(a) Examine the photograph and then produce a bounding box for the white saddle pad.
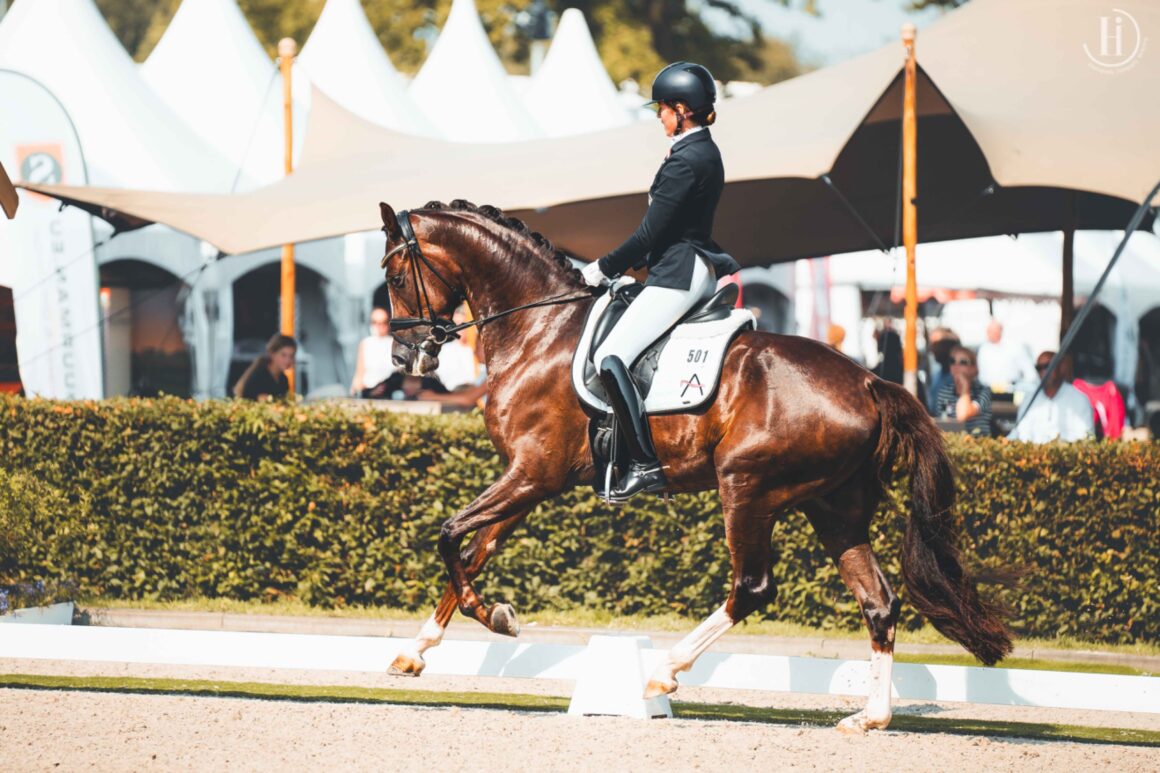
[572,283,755,414]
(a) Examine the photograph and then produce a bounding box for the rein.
[382,209,595,347]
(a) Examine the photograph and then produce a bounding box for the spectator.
[926,327,960,415]
[977,319,1035,392]
[935,345,992,437]
[1008,351,1095,443]
[873,326,903,384]
[351,307,396,397]
[234,333,296,401]
[825,323,846,353]
[434,305,481,391]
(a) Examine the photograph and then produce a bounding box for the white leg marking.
[391,613,446,674]
[837,644,894,734]
[413,613,446,655]
[646,604,734,695]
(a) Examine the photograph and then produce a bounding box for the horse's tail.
[868,378,1013,665]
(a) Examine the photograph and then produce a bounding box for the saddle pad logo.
[680,372,705,397]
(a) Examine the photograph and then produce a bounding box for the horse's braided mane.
[420,199,586,289]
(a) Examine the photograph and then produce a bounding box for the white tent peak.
[0,0,234,191]
[300,0,438,136]
[410,0,542,142]
[141,0,285,189]
[524,8,631,137]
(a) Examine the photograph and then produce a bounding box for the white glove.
[581,261,608,287]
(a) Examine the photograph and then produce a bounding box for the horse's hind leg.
[389,513,526,676]
[644,475,821,698]
[803,473,900,734]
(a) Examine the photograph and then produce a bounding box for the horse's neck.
[452,237,574,320]
[448,231,589,371]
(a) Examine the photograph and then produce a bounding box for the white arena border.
[1,625,1157,716]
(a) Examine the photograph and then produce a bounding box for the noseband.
[380,208,601,356]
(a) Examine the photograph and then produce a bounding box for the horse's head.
[379,202,465,376]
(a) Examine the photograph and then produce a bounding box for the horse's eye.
[390,273,405,288]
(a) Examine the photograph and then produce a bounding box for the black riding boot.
[599,355,668,501]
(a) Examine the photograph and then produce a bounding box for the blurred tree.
[83,0,809,86]
[92,0,169,58]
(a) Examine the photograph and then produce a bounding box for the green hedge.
[0,396,1156,644]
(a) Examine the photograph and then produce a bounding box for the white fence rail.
[1,625,1156,717]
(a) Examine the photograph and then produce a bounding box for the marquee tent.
[0,0,233,191]
[21,0,1160,261]
[409,0,542,142]
[523,9,631,137]
[141,0,306,189]
[300,0,438,136]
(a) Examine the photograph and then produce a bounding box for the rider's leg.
[597,355,665,497]
[593,256,715,499]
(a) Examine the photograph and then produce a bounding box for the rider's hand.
[581,261,608,287]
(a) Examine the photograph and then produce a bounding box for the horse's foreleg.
[438,468,549,635]
[389,514,527,676]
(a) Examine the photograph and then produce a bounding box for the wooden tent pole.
[901,24,919,397]
[1061,191,1077,339]
[278,38,297,395]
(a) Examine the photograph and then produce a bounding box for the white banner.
[0,69,102,398]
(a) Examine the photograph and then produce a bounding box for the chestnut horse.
[379,200,1011,733]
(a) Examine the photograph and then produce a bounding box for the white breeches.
[593,255,716,369]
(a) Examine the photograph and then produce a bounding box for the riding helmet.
[648,62,716,114]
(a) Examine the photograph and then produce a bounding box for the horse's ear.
[379,202,401,238]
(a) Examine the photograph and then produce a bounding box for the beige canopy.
[0,160,17,219]
[22,0,1160,261]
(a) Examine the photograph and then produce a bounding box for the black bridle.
[380,209,596,353]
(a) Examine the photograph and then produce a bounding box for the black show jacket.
[597,129,741,290]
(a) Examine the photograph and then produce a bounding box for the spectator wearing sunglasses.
[1008,351,1094,443]
[935,346,993,437]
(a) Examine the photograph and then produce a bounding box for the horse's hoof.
[488,603,520,637]
[643,677,678,699]
[388,652,426,677]
[836,709,891,735]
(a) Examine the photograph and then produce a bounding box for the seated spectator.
[873,326,903,385]
[351,307,396,397]
[234,334,296,401]
[935,345,992,437]
[365,371,448,401]
[1072,378,1127,440]
[926,327,960,415]
[1008,351,1095,443]
[435,305,481,391]
[977,318,1035,392]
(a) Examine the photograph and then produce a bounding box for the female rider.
[580,62,740,501]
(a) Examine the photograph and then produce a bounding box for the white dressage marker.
[0,625,1156,716]
[568,635,672,718]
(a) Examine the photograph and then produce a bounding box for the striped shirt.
[936,380,993,437]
